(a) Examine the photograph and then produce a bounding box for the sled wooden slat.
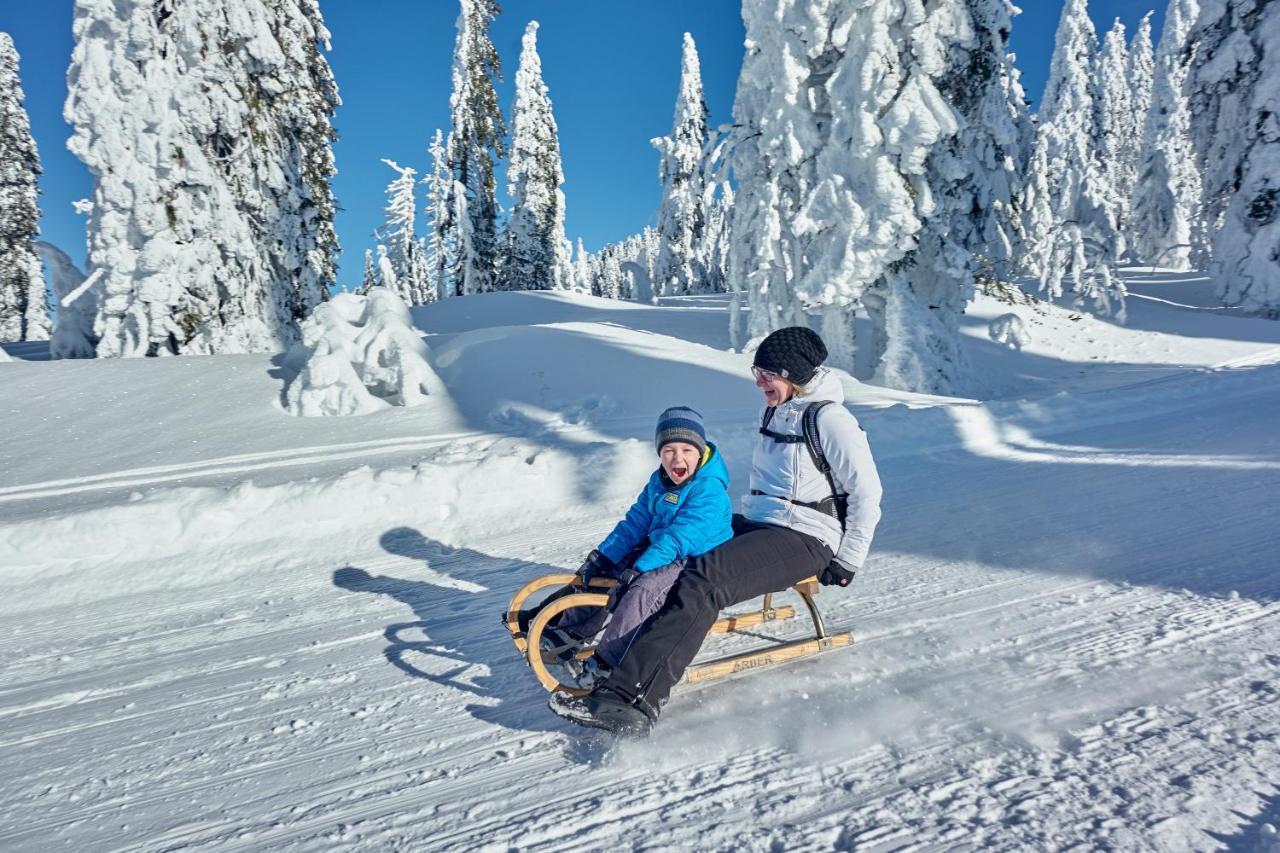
[682,631,853,685]
[708,605,797,634]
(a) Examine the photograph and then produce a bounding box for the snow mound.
[988,313,1030,351]
[286,288,440,417]
[0,347,11,363]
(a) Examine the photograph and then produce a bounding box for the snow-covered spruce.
[572,238,590,293]
[443,0,505,297]
[651,33,710,297]
[1123,13,1155,252]
[0,32,50,344]
[378,159,431,305]
[498,21,572,292]
[286,288,440,417]
[66,0,340,358]
[1021,0,1125,319]
[876,0,1032,394]
[1097,20,1134,248]
[423,128,453,302]
[1186,0,1280,314]
[729,0,1029,394]
[36,240,99,359]
[361,248,377,294]
[1129,0,1201,272]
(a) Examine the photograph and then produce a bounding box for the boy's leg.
[553,544,647,638]
[602,524,832,717]
[594,560,683,668]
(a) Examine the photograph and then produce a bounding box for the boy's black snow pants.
[603,515,833,717]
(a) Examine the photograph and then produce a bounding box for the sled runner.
[503,572,853,697]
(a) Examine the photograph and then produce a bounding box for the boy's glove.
[577,549,614,584]
[819,560,856,588]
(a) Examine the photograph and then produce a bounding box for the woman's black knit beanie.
[753,326,828,386]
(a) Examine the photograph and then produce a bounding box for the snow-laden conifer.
[1125,13,1155,231]
[445,0,505,296]
[1021,0,1125,318]
[499,21,571,291]
[0,33,51,343]
[1186,0,1280,312]
[651,33,710,297]
[361,248,377,294]
[873,0,1033,392]
[36,240,98,359]
[1130,0,1200,270]
[379,159,431,304]
[1098,20,1134,247]
[66,0,340,356]
[573,238,590,293]
[729,0,1026,393]
[423,128,453,302]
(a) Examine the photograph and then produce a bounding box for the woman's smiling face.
[753,366,794,407]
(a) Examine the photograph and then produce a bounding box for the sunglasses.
[751,366,782,382]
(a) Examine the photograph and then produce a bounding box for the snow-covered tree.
[573,238,590,292]
[1124,13,1155,241]
[444,0,505,296]
[0,33,50,343]
[499,21,571,292]
[872,0,1033,392]
[729,0,1030,393]
[423,128,453,302]
[1187,0,1280,313]
[1097,20,1134,247]
[66,0,340,357]
[378,159,431,304]
[651,33,710,297]
[361,248,377,294]
[1021,0,1125,318]
[36,240,99,359]
[1130,0,1200,270]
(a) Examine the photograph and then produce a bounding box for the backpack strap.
[756,401,848,532]
[759,406,805,443]
[801,401,848,531]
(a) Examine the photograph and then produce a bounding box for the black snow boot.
[548,687,655,737]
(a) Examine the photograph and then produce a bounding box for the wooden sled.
[503,572,853,698]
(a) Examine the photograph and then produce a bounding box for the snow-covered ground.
[2,274,1279,850]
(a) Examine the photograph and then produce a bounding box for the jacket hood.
[792,366,844,407]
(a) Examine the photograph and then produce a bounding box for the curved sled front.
[525,593,610,696]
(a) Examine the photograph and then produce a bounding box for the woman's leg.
[594,561,683,668]
[602,523,832,718]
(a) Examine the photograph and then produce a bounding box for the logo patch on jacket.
[663,492,680,505]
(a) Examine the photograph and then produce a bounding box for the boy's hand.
[577,549,614,583]
[819,560,856,588]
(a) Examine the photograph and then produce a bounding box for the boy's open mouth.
[672,465,689,479]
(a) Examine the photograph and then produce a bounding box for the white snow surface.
[2,276,1280,849]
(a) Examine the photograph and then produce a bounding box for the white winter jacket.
[742,367,883,570]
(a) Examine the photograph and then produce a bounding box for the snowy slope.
[2,278,1279,850]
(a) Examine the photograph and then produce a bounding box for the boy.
[552,406,734,687]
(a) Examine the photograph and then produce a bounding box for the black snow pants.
[603,515,833,717]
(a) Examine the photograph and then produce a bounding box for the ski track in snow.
[2,355,1280,850]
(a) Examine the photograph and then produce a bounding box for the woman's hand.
[819,559,855,587]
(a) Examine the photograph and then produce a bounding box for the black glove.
[576,549,614,584]
[819,560,856,588]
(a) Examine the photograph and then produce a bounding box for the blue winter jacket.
[597,444,734,572]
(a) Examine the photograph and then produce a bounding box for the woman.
[550,326,884,735]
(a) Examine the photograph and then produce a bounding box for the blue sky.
[1,1,1165,287]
